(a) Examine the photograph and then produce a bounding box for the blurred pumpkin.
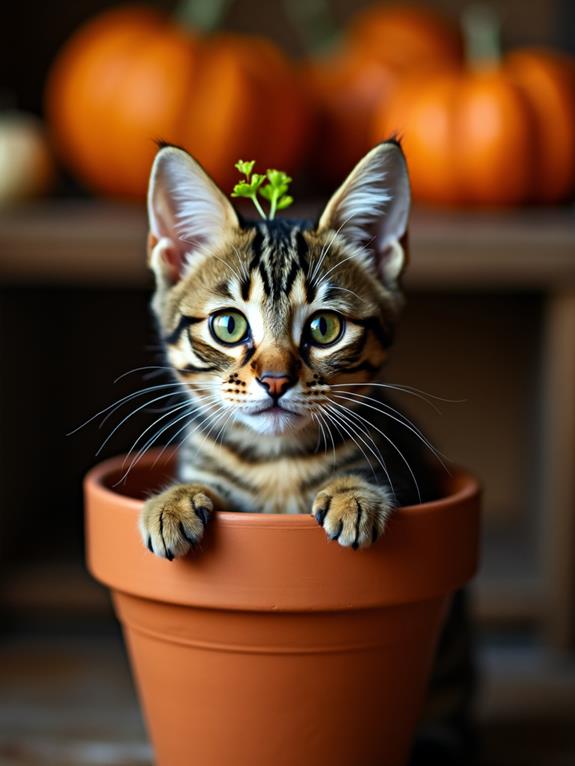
[506,49,575,203]
[305,4,463,185]
[0,112,54,206]
[373,47,575,205]
[45,5,311,198]
[184,33,313,191]
[348,3,463,73]
[304,48,398,186]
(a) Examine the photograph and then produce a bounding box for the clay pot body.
[85,453,480,766]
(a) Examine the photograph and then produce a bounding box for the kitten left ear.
[147,145,239,286]
[317,140,411,288]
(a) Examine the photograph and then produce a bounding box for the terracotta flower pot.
[85,452,480,766]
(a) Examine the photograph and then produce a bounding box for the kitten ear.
[147,145,239,285]
[317,140,410,288]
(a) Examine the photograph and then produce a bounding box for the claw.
[179,521,197,547]
[194,506,210,526]
[314,495,331,526]
[352,502,362,550]
[330,519,344,542]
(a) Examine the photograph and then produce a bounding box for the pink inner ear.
[163,244,184,283]
[152,236,190,284]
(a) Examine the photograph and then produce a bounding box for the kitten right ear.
[147,145,239,285]
[317,140,410,290]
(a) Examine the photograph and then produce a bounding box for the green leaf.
[231,182,253,198]
[259,184,273,201]
[276,195,294,210]
[266,169,292,188]
[235,160,255,178]
[230,159,294,219]
[249,173,265,190]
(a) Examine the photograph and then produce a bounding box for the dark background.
[1,2,574,764]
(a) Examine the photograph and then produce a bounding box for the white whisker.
[324,284,362,301]
[315,250,364,287]
[231,244,250,281]
[325,403,395,498]
[332,391,450,468]
[115,405,197,486]
[331,400,421,502]
[95,390,192,456]
[67,383,186,436]
[113,366,175,383]
[117,396,225,484]
[96,384,224,455]
[121,395,221,470]
[213,406,238,448]
[314,408,338,468]
[152,401,230,469]
[329,382,466,413]
[181,241,244,287]
[310,412,325,455]
[310,210,359,285]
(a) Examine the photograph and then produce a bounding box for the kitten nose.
[256,373,294,401]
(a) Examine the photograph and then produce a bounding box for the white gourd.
[0,112,54,205]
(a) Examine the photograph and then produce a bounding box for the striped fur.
[140,141,438,557]
[139,142,474,765]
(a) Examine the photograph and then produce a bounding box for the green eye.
[308,312,344,346]
[210,311,249,345]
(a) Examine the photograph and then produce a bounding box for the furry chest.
[242,459,315,515]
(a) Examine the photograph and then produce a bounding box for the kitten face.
[147,142,410,438]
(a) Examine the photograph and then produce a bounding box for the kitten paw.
[312,477,392,549]
[140,484,217,559]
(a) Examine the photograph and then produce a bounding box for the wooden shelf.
[0,201,574,289]
[1,560,112,617]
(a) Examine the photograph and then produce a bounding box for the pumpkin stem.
[283,0,341,55]
[462,5,502,67]
[174,0,233,34]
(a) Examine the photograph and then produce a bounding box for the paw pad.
[312,481,391,549]
[140,485,215,559]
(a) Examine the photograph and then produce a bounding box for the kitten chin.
[235,407,311,436]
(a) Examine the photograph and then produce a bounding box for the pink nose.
[256,373,293,400]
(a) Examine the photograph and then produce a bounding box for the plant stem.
[462,4,502,67]
[174,0,233,34]
[269,195,277,220]
[282,0,341,56]
[251,194,266,220]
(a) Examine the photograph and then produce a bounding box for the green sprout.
[231,160,293,220]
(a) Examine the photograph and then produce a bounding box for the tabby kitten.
[138,143,476,765]
[140,139,438,558]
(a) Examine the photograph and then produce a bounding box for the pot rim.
[85,451,481,611]
[85,450,480,524]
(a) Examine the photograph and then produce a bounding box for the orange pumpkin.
[305,4,463,185]
[183,34,313,192]
[348,4,463,73]
[45,6,311,198]
[373,48,575,205]
[303,48,398,186]
[506,49,575,203]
